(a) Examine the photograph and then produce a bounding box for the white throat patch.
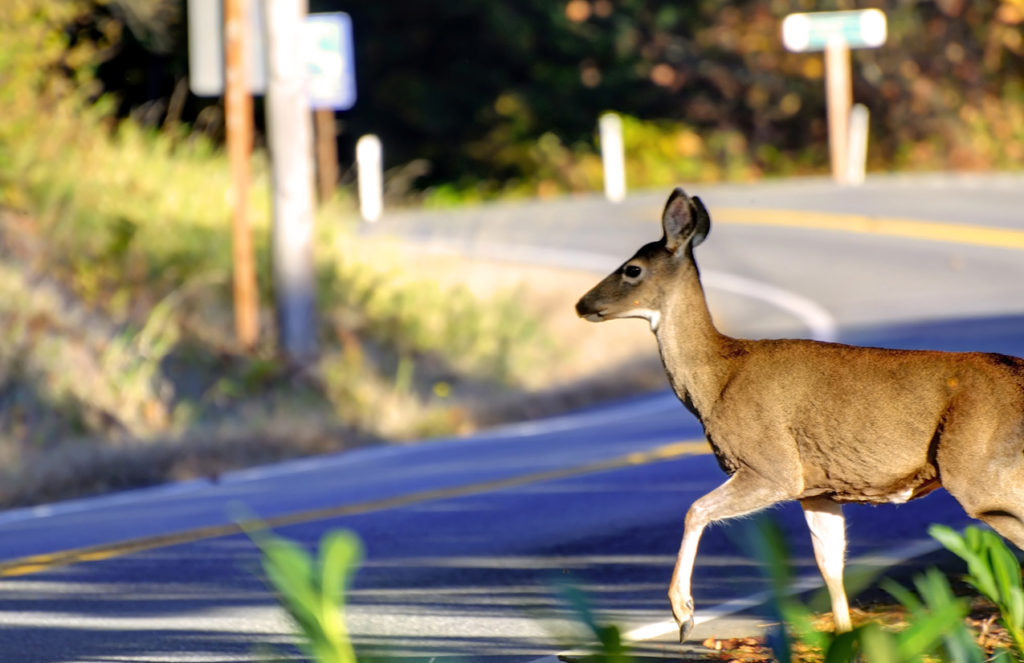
[622,308,661,332]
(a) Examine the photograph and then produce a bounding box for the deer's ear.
[662,188,711,253]
[689,196,710,248]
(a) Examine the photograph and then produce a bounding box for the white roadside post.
[356,134,383,222]
[599,112,627,203]
[846,103,870,186]
[824,37,852,184]
[781,9,886,186]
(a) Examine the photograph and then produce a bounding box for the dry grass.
[389,248,670,425]
[0,3,672,508]
[407,250,663,383]
[0,230,668,508]
[702,597,1016,663]
[0,418,376,508]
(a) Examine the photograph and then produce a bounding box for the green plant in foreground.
[557,584,632,663]
[748,517,987,663]
[244,517,1024,663]
[931,524,1024,659]
[244,523,363,663]
[245,522,635,663]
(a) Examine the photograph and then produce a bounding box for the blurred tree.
[37,0,1024,191]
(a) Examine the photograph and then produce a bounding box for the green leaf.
[943,623,987,663]
[932,526,999,598]
[752,517,793,592]
[883,578,924,614]
[913,567,960,608]
[930,524,970,559]
[320,530,363,609]
[318,530,363,663]
[964,545,1000,601]
[823,629,860,663]
[897,570,974,663]
[989,540,1021,603]
[884,565,987,663]
[858,624,900,663]
[897,603,967,660]
[261,538,321,628]
[966,527,983,552]
[1008,586,1024,629]
[555,583,633,662]
[990,647,1016,663]
[784,598,832,652]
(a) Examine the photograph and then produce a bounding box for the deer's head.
[575,187,710,331]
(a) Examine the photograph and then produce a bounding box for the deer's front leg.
[670,470,791,642]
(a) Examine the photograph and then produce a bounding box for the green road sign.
[782,9,887,53]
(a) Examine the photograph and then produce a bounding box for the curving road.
[1,173,1023,662]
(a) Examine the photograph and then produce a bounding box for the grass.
[0,1,663,504]
[0,196,583,507]
[0,1,614,508]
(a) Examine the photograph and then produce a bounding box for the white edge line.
[703,270,839,342]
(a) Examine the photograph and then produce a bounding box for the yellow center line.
[713,207,1024,250]
[0,439,711,578]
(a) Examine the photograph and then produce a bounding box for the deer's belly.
[803,465,941,505]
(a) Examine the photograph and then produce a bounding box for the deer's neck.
[653,271,737,421]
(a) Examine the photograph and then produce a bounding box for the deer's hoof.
[678,615,695,643]
[671,597,695,643]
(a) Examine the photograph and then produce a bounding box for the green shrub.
[748,518,992,663]
[932,524,1024,659]
[243,522,363,663]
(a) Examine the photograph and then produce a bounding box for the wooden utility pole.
[263,0,318,361]
[224,0,259,349]
[314,108,340,203]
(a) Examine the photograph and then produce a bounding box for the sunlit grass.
[0,0,566,506]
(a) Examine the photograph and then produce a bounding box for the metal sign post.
[188,2,357,361]
[782,9,886,185]
[263,0,318,362]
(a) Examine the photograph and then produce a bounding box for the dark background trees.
[78,0,1024,192]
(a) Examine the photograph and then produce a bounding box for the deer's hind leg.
[947,477,1024,551]
[937,416,1024,551]
[802,497,852,632]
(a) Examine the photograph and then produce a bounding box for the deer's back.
[701,338,1024,504]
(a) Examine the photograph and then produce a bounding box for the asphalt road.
[1,173,1023,662]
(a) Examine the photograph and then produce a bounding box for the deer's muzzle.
[575,295,608,322]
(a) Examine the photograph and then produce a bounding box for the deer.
[575,187,1024,642]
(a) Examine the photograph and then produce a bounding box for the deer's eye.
[624,265,643,278]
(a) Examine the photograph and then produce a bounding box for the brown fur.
[576,187,1024,640]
